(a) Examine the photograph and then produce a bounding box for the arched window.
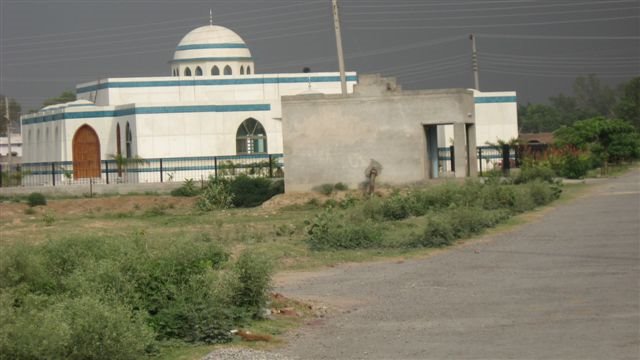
[211,66,220,76]
[195,66,203,76]
[184,67,192,76]
[236,118,267,154]
[125,122,132,158]
[72,125,101,179]
[240,66,245,75]
[224,65,232,75]
[247,66,252,75]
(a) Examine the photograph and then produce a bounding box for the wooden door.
[72,125,101,179]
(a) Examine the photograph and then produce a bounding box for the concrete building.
[20,23,356,183]
[282,75,480,192]
[0,134,22,157]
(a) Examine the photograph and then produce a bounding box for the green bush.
[0,294,155,360]
[229,250,273,318]
[229,175,281,208]
[316,183,334,196]
[410,217,455,248]
[558,153,590,179]
[334,182,349,191]
[514,163,556,184]
[526,180,559,206]
[170,178,200,197]
[0,234,275,351]
[197,177,234,211]
[306,210,383,250]
[26,192,47,207]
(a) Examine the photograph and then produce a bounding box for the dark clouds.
[1,0,638,111]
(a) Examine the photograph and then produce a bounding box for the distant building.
[0,133,22,157]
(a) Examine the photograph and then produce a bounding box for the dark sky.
[1,0,638,112]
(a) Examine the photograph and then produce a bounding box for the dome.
[171,25,254,77]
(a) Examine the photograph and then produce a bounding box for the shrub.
[514,163,556,184]
[334,182,348,191]
[306,210,383,250]
[27,192,47,207]
[527,180,558,206]
[0,294,155,360]
[558,153,590,179]
[317,183,334,196]
[229,250,273,319]
[197,177,234,211]
[410,217,455,248]
[170,178,200,197]
[230,175,281,208]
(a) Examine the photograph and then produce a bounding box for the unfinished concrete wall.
[282,75,476,192]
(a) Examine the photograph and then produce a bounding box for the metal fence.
[438,144,550,176]
[0,153,284,188]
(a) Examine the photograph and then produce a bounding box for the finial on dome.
[209,9,213,26]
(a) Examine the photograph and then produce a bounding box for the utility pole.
[4,96,12,181]
[332,0,347,95]
[470,34,480,90]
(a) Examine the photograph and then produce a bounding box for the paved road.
[275,170,640,360]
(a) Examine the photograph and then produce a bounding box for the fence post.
[502,144,511,176]
[51,163,56,186]
[268,154,273,178]
[214,156,218,180]
[0,163,3,187]
[105,161,109,184]
[478,148,483,176]
[449,145,455,173]
[160,158,164,183]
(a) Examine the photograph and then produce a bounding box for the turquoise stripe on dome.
[171,56,252,63]
[76,75,359,93]
[176,43,248,50]
[22,104,271,125]
[475,96,517,104]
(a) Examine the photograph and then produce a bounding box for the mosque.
[20,19,517,185]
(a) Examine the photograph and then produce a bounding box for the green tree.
[43,90,76,107]
[554,117,640,172]
[614,77,640,130]
[0,95,22,136]
[572,74,617,118]
[518,103,561,133]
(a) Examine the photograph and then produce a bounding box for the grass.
[0,178,600,359]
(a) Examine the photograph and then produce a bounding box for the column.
[453,123,467,178]
[466,123,478,177]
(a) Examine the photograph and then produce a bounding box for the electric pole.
[332,0,347,95]
[4,96,12,181]
[470,34,480,91]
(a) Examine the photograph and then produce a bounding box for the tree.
[42,90,76,107]
[518,103,561,133]
[0,95,22,136]
[554,117,640,172]
[614,77,640,130]
[572,74,617,118]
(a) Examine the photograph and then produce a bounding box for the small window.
[247,66,251,75]
[116,123,122,156]
[224,65,232,75]
[195,66,203,76]
[240,66,245,75]
[184,67,192,76]
[211,66,220,76]
[236,118,267,154]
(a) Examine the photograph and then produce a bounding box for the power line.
[348,15,639,30]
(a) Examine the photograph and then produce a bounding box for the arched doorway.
[72,125,101,179]
[236,118,267,154]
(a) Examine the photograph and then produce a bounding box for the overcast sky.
[0,0,638,112]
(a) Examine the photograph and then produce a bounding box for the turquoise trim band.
[171,57,252,63]
[22,104,271,125]
[176,43,248,50]
[77,75,359,93]
[475,96,517,104]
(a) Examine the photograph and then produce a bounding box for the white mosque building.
[20,20,516,185]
